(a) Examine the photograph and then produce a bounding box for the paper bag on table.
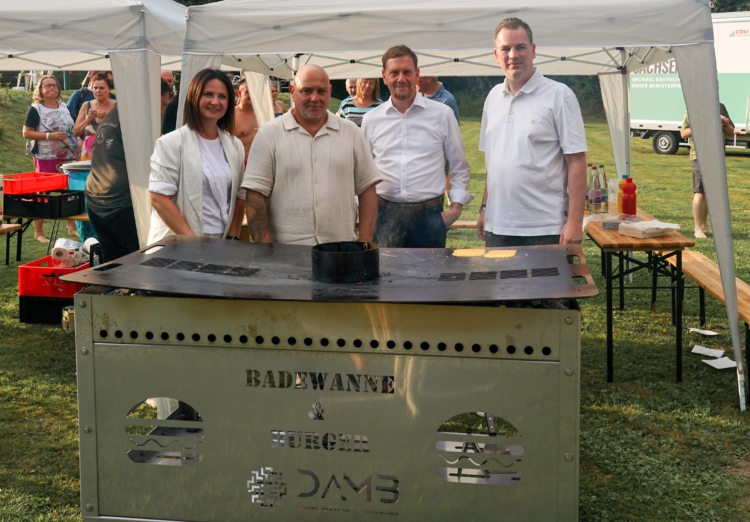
[619,220,680,239]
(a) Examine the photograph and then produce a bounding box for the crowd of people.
[23,17,589,264]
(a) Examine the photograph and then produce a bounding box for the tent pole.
[620,49,630,177]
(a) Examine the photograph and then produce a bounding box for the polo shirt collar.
[502,67,543,96]
[282,109,339,135]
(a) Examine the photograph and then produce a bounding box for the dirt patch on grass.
[728,459,750,479]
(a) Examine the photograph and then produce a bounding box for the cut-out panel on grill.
[436,412,523,486]
[469,271,497,281]
[140,257,177,268]
[531,267,559,278]
[126,398,203,467]
[439,272,466,282]
[500,269,527,279]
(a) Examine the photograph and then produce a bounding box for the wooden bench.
[662,249,750,374]
[0,223,22,235]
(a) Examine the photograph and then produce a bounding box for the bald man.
[242,65,381,245]
[234,78,258,162]
[160,71,174,96]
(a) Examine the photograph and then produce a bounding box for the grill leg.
[699,287,706,326]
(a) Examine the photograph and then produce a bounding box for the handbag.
[25,139,38,156]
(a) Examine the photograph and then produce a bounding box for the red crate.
[18,256,89,298]
[3,172,68,195]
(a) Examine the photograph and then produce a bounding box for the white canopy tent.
[181,0,746,408]
[0,0,188,248]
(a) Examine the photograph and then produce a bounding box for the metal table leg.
[619,252,625,311]
[676,250,683,383]
[745,323,750,405]
[16,218,23,262]
[669,265,677,326]
[650,252,658,313]
[606,251,614,383]
[48,219,61,255]
[699,288,706,326]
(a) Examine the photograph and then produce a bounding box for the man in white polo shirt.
[362,44,471,248]
[477,18,587,247]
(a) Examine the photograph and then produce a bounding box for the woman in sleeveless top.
[21,75,78,242]
[72,73,116,160]
[339,78,383,127]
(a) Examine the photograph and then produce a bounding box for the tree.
[712,0,750,12]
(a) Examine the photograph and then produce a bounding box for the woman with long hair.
[148,68,246,242]
[22,75,78,242]
[338,78,383,127]
[72,72,116,160]
[270,84,287,117]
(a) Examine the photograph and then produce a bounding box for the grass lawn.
[2,89,750,521]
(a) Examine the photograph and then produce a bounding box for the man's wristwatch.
[479,204,487,212]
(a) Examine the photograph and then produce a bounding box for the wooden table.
[587,209,694,382]
[3,214,90,265]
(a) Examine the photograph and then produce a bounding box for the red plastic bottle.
[621,177,637,216]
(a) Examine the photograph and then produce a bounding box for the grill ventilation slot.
[140,258,177,268]
[500,269,527,279]
[438,272,467,282]
[167,261,205,272]
[469,271,497,281]
[142,258,258,277]
[531,267,559,278]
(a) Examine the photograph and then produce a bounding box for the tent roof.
[182,0,713,78]
[0,0,186,71]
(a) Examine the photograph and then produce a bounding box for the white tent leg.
[598,71,630,180]
[110,50,162,249]
[242,70,275,127]
[674,43,746,411]
[176,53,223,130]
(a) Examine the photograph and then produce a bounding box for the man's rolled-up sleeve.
[444,111,471,205]
[241,129,275,197]
[352,130,382,196]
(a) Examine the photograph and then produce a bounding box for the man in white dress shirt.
[362,45,471,248]
[477,18,587,247]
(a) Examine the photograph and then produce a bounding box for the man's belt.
[377,195,444,213]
